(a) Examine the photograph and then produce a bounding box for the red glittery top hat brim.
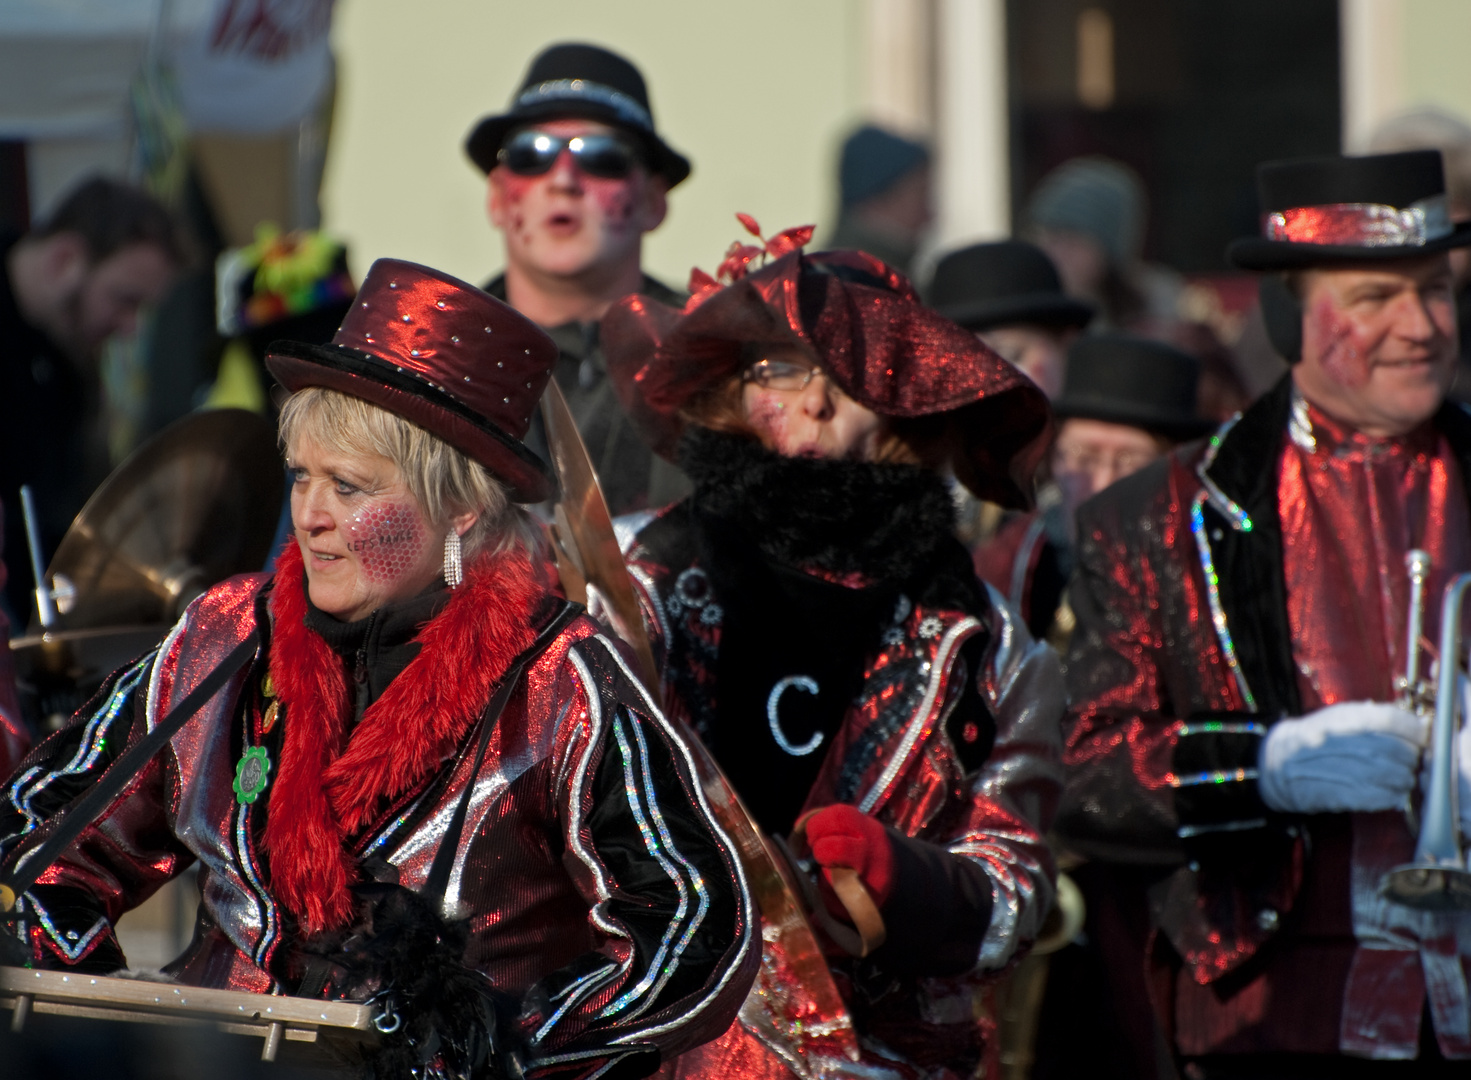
[264,259,558,504]
[267,342,555,503]
[602,249,1052,509]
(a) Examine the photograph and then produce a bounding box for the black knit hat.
[464,42,691,188]
[1054,334,1210,440]
[927,240,1094,332]
[1228,150,1471,269]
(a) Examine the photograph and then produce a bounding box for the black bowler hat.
[927,240,1094,332]
[1054,334,1211,440]
[465,42,691,188]
[1228,150,1471,269]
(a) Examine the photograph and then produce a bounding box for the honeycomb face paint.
[346,501,429,586]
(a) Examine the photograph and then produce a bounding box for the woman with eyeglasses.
[600,227,1064,1080]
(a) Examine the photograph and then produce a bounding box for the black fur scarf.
[678,427,984,611]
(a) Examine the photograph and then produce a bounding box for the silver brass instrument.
[1381,562,1471,911]
[1394,550,1435,715]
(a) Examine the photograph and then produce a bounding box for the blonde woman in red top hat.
[600,221,1064,1080]
[0,260,756,1079]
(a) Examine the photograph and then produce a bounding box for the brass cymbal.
[33,408,283,633]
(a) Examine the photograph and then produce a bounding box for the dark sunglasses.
[496,130,645,179]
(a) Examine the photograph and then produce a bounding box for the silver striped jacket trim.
[596,709,707,1020]
[857,616,982,816]
[1170,767,1260,788]
[1177,721,1268,737]
[7,659,151,845]
[1177,817,1269,838]
[22,891,110,962]
[591,638,756,1046]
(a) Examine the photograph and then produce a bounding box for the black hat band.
[1262,193,1451,248]
[514,78,653,133]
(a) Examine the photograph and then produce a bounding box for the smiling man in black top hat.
[1059,150,1471,1076]
[465,42,690,514]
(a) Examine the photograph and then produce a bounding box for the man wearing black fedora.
[928,239,1094,400]
[1059,150,1471,1075]
[973,334,1207,642]
[465,42,691,514]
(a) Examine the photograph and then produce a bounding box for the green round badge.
[233,745,272,805]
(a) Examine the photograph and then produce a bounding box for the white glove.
[1258,702,1429,814]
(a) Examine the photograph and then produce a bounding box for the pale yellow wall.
[322,0,866,290]
[1402,0,1471,120]
[1343,0,1471,149]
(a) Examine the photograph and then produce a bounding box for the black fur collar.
[678,427,958,586]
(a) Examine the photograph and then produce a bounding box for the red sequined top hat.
[601,222,1052,508]
[265,259,558,503]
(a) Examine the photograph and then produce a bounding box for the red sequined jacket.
[0,543,757,1076]
[1059,376,1471,1058]
[614,503,1063,1080]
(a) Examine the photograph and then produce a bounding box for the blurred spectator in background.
[0,176,181,622]
[828,124,933,277]
[1023,156,1182,331]
[973,334,1208,642]
[1369,107,1471,400]
[928,238,1094,400]
[1138,318,1253,423]
[210,224,355,416]
[465,42,690,515]
[929,238,1093,552]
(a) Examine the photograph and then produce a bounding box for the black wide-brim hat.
[1228,149,1471,270]
[465,42,691,188]
[1054,334,1212,441]
[265,259,558,504]
[928,240,1094,331]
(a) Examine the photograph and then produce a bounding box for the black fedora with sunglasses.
[465,42,691,187]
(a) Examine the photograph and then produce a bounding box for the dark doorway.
[1007,0,1341,272]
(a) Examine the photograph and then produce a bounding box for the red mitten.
[802,804,895,908]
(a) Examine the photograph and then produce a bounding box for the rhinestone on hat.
[451,335,460,344]
[401,314,411,323]
[436,300,447,309]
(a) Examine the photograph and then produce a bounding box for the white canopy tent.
[0,0,334,223]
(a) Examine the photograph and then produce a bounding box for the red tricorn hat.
[265,259,557,503]
[601,242,1051,508]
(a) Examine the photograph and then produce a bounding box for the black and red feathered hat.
[601,219,1052,508]
[265,259,557,503]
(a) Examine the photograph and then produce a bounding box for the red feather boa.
[263,541,549,933]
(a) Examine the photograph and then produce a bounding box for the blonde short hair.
[278,387,541,558]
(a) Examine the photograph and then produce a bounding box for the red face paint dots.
[347,502,427,585]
